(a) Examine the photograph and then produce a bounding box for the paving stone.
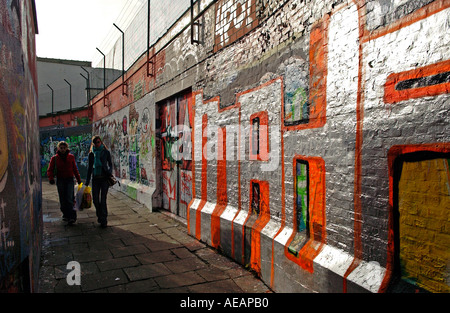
[163,257,208,273]
[81,269,128,292]
[124,263,172,281]
[171,247,196,259]
[72,249,113,263]
[110,244,149,258]
[196,267,231,281]
[108,279,158,293]
[97,256,140,272]
[233,275,272,293]
[188,279,244,293]
[154,272,206,289]
[136,250,178,264]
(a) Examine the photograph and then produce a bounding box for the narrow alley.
[38,181,272,294]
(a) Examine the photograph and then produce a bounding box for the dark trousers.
[92,177,109,224]
[56,177,76,220]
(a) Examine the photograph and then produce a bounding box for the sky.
[35,0,131,62]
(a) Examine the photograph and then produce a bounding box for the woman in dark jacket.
[85,136,112,228]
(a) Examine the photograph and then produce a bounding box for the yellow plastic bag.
[82,186,92,209]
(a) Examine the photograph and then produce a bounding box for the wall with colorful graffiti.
[90,0,449,292]
[159,92,194,219]
[93,92,157,210]
[39,124,92,179]
[0,0,42,292]
[189,0,450,293]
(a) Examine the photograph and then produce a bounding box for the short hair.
[57,141,68,148]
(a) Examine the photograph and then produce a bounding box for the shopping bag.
[74,183,85,211]
[82,186,92,209]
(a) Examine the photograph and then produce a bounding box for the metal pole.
[113,23,125,95]
[147,0,152,77]
[63,79,72,112]
[191,0,194,44]
[47,84,54,115]
[80,73,89,105]
[80,66,91,103]
[96,47,106,106]
[191,0,199,44]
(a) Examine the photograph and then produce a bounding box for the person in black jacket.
[86,136,112,228]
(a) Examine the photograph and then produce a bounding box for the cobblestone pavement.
[38,181,273,293]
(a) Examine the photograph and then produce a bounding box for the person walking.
[85,136,112,228]
[47,141,82,225]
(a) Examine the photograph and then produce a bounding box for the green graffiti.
[296,162,308,232]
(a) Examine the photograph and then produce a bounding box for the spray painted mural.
[0,0,41,292]
[89,0,449,293]
[93,93,157,209]
[159,92,194,218]
[186,0,450,293]
[40,125,92,179]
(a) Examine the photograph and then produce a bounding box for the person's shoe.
[100,222,107,228]
[68,219,76,225]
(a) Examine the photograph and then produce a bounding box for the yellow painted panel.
[398,158,450,293]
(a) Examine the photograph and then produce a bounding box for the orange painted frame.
[246,179,270,275]
[249,111,269,161]
[384,59,450,104]
[285,155,326,273]
[282,15,329,131]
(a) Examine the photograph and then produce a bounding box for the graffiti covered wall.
[93,93,157,209]
[39,124,92,179]
[0,0,42,292]
[90,0,450,293]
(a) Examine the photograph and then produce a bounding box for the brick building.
[88,0,449,293]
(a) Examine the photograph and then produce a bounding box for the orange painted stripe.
[195,114,209,240]
[187,91,198,234]
[270,76,286,288]
[211,127,227,249]
[343,0,366,293]
[231,109,242,259]
[384,59,450,104]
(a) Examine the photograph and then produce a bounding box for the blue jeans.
[92,177,109,224]
[56,177,76,220]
